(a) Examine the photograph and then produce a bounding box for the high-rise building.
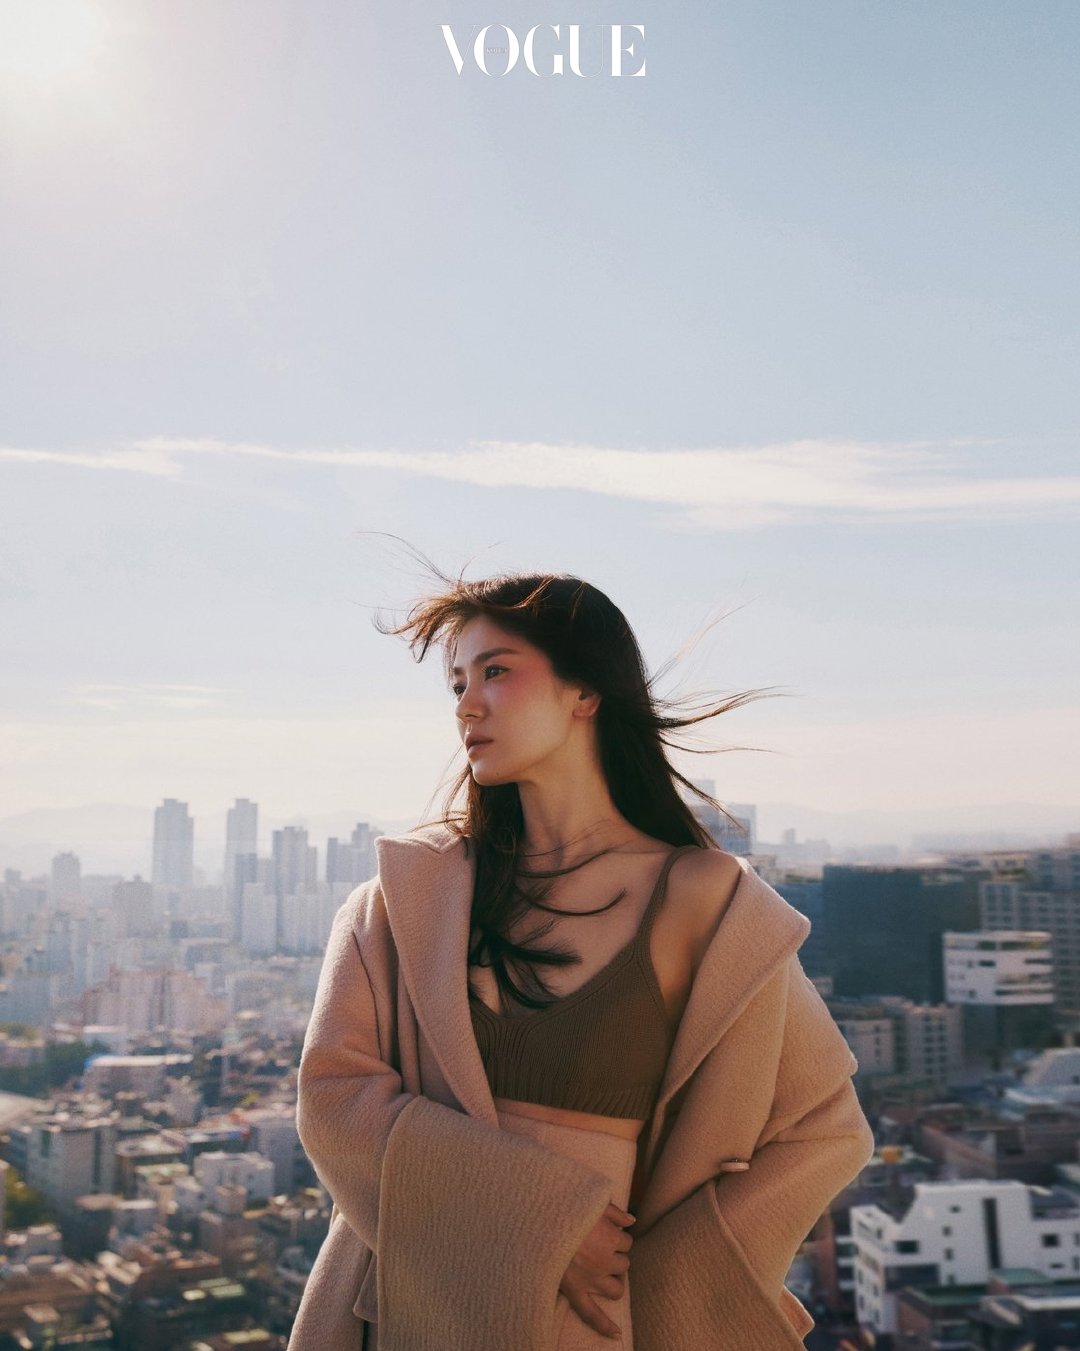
[823,865,982,1004]
[944,930,1056,1062]
[21,1115,118,1213]
[272,827,317,898]
[225,799,258,936]
[686,781,756,853]
[326,821,380,885]
[272,826,317,950]
[152,799,194,890]
[687,779,723,838]
[50,851,81,906]
[114,875,155,938]
[721,802,757,855]
[775,877,828,975]
[981,848,1080,1033]
[242,1105,303,1195]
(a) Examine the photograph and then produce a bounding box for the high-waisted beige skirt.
[358,1110,638,1351]
[496,1107,638,1351]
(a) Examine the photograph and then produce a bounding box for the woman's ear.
[574,687,602,719]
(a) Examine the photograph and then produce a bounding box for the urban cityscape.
[0,789,1078,1350]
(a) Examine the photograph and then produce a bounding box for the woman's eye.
[451,666,506,697]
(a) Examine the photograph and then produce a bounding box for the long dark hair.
[375,552,781,1011]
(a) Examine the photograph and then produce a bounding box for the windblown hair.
[374,549,779,1012]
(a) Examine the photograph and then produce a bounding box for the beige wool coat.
[290,823,876,1351]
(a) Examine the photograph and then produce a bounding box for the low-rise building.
[852,1176,1080,1337]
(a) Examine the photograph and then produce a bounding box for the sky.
[1,0,1078,871]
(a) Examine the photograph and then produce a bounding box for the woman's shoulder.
[674,843,743,899]
[664,845,745,956]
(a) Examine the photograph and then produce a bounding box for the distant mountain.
[754,801,1078,852]
[0,803,154,877]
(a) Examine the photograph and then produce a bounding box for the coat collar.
[375,824,810,1138]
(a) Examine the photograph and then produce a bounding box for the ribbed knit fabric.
[469,845,698,1119]
[496,1108,638,1350]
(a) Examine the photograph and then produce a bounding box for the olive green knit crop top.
[468,845,700,1120]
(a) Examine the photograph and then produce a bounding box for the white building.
[107,1198,157,1252]
[945,931,1055,1005]
[852,1178,1080,1336]
[23,1117,117,1212]
[174,1151,275,1218]
[1005,1047,1080,1109]
[243,1105,301,1194]
[193,1150,274,1199]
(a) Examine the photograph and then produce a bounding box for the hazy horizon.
[3,796,1075,882]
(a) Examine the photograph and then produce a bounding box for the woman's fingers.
[596,1273,625,1300]
[578,1292,622,1340]
[559,1198,635,1337]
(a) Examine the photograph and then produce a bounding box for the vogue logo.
[439,23,646,77]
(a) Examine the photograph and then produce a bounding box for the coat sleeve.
[296,880,615,1351]
[630,958,876,1349]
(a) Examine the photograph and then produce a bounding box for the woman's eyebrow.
[450,647,520,676]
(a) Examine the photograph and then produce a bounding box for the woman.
[290,570,875,1351]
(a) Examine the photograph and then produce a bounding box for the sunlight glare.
[0,0,109,82]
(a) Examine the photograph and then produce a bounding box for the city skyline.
[2,793,1076,883]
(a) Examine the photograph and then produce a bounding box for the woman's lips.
[467,739,492,754]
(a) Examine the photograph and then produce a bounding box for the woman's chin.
[470,763,513,787]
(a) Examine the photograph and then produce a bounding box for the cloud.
[4,436,1079,528]
[0,445,183,476]
[64,683,234,712]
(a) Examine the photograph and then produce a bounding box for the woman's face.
[450,615,592,787]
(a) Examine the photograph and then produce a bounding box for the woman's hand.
[559,1201,635,1339]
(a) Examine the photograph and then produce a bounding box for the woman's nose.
[456,681,484,717]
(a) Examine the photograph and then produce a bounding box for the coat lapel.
[376,828,810,1148]
[376,827,499,1125]
[643,855,810,1161]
